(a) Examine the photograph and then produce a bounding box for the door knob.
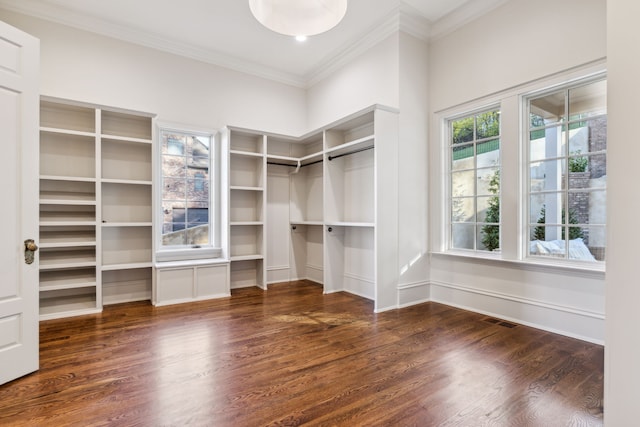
[24,239,38,264]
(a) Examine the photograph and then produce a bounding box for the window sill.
[430,250,605,277]
[156,247,222,263]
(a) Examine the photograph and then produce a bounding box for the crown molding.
[429,0,511,41]
[0,0,307,87]
[304,10,403,88]
[0,0,504,89]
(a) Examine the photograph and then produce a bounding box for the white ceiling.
[0,0,508,87]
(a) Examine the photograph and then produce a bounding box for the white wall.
[306,33,400,130]
[429,0,606,112]
[0,10,307,135]
[428,0,607,343]
[604,0,640,423]
[398,32,430,305]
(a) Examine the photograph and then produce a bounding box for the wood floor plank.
[0,281,603,426]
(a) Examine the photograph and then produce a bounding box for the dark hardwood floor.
[0,281,603,426]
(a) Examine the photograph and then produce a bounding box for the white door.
[0,20,40,385]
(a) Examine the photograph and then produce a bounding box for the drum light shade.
[249,0,348,37]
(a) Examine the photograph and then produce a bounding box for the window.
[157,126,220,261]
[526,78,607,262]
[448,109,501,252]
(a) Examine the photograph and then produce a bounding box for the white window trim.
[520,72,607,266]
[155,121,222,263]
[431,60,607,272]
[444,105,502,254]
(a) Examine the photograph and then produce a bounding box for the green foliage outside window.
[533,205,584,240]
[569,151,588,172]
[481,170,500,251]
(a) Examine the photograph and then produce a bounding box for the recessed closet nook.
[39,97,400,319]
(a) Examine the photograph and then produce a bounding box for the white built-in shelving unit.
[226,129,267,289]
[38,97,155,319]
[224,105,399,311]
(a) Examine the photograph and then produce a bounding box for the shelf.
[230,221,263,226]
[102,134,152,144]
[325,135,375,159]
[40,127,95,138]
[102,222,153,227]
[40,198,96,206]
[40,260,97,271]
[101,178,153,186]
[291,221,324,226]
[101,262,153,271]
[300,151,324,165]
[102,182,152,223]
[230,186,263,191]
[230,154,264,188]
[229,129,264,154]
[39,290,99,320]
[101,110,152,140]
[102,226,152,266]
[40,226,96,246]
[325,221,375,227]
[39,247,96,268]
[40,175,96,183]
[40,204,96,223]
[102,138,152,182]
[230,150,264,158]
[231,254,264,262]
[40,268,96,291]
[40,100,96,133]
[40,221,97,227]
[40,131,96,178]
[266,154,298,167]
[40,241,96,249]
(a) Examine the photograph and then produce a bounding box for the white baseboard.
[429,280,604,345]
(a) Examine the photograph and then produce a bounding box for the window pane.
[162,155,186,178]
[476,111,500,139]
[529,230,566,257]
[477,196,499,223]
[188,179,209,200]
[452,170,475,197]
[163,135,186,155]
[530,91,566,126]
[452,144,474,171]
[163,177,186,200]
[187,225,209,245]
[163,228,187,246]
[580,225,606,261]
[449,109,500,253]
[477,167,499,196]
[478,225,499,252]
[452,197,475,222]
[588,189,607,225]
[530,197,564,227]
[160,130,213,251]
[530,159,564,192]
[452,117,474,144]
[476,139,500,168]
[568,80,607,120]
[452,223,474,249]
[187,158,209,176]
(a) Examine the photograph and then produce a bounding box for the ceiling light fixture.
[249,0,348,38]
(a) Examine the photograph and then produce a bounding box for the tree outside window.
[449,109,501,252]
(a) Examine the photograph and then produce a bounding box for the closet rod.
[267,159,323,168]
[327,145,373,161]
